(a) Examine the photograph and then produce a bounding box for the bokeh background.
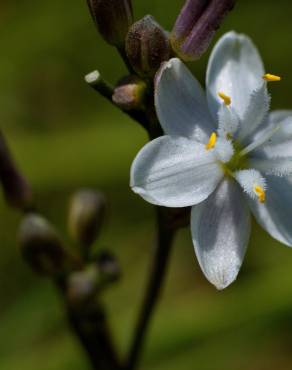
[1,1,292,369]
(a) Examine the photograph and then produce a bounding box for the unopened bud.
[87,0,133,47]
[19,213,66,276]
[0,132,33,210]
[126,15,171,78]
[68,190,106,250]
[96,251,121,284]
[171,0,235,61]
[112,76,147,111]
[67,265,99,304]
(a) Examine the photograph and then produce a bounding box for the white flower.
[130,31,292,290]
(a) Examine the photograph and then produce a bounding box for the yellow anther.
[263,73,281,82]
[254,185,266,203]
[218,92,231,106]
[205,132,217,150]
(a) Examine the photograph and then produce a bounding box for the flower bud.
[67,265,99,304]
[96,251,121,284]
[86,0,133,47]
[68,190,106,250]
[0,132,33,210]
[19,213,66,276]
[171,0,235,61]
[66,252,120,304]
[126,15,171,78]
[112,76,147,111]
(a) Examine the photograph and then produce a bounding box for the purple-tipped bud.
[126,15,171,78]
[19,213,66,276]
[68,190,106,250]
[171,0,235,61]
[87,0,133,47]
[0,132,33,210]
[112,76,147,111]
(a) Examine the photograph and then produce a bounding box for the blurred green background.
[1,1,292,369]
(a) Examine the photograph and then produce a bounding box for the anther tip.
[263,73,281,82]
[218,92,231,106]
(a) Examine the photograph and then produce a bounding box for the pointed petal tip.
[212,273,237,290]
[205,264,239,290]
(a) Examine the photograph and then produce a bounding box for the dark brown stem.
[85,70,149,130]
[55,277,121,370]
[0,131,33,211]
[126,207,177,370]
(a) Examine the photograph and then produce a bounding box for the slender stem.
[85,70,149,130]
[126,207,177,370]
[55,277,121,370]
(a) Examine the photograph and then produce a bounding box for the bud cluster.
[19,189,120,304]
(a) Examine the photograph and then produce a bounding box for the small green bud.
[112,76,147,111]
[126,15,171,78]
[68,190,106,249]
[19,213,66,276]
[86,0,133,47]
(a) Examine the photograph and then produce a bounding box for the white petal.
[269,110,292,125]
[234,169,266,200]
[217,105,239,138]
[250,157,292,177]
[253,111,292,145]
[256,140,292,158]
[249,175,292,246]
[213,137,234,163]
[268,117,292,144]
[130,136,223,207]
[155,58,215,142]
[239,124,279,156]
[191,179,251,290]
[237,83,270,142]
[206,31,264,120]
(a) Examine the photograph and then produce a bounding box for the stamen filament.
[218,92,231,106]
[263,73,281,82]
[254,185,266,203]
[205,132,217,150]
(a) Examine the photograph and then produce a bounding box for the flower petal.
[269,110,292,125]
[206,31,264,120]
[249,175,292,247]
[155,58,215,141]
[191,179,251,290]
[237,83,270,142]
[254,140,292,159]
[130,135,223,207]
[250,157,292,177]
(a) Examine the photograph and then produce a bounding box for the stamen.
[263,73,281,82]
[235,169,267,203]
[205,132,217,150]
[218,92,231,106]
[254,185,266,203]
